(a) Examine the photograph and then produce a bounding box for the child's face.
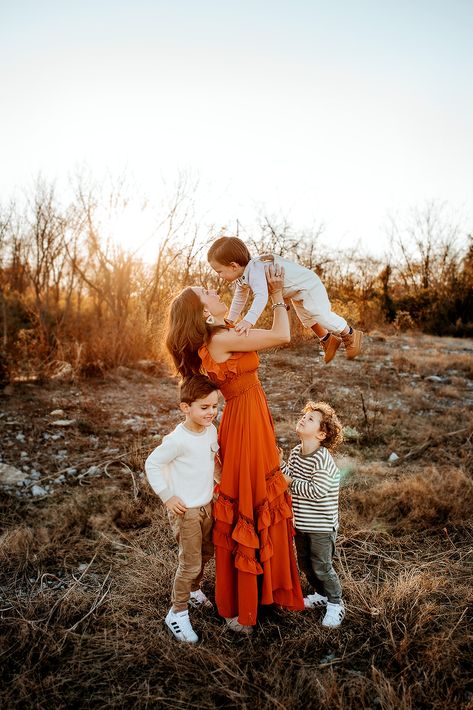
[209,259,245,283]
[181,391,219,432]
[296,409,326,444]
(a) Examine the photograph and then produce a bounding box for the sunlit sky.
[1,0,472,259]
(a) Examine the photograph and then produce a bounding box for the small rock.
[388,452,399,462]
[31,484,48,496]
[77,563,88,572]
[50,409,65,417]
[426,375,448,383]
[51,419,76,427]
[0,463,26,485]
[21,451,29,459]
[16,433,26,442]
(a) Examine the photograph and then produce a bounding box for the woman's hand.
[265,263,285,295]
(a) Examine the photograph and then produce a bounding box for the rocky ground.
[1,331,472,498]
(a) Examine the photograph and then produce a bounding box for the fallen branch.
[66,567,112,632]
[120,461,139,499]
[390,425,472,466]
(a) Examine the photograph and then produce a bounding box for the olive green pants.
[295,528,342,604]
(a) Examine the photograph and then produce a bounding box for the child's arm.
[237,263,269,331]
[209,265,290,356]
[279,447,294,485]
[291,460,339,500]
[145,435,187,514]
[227,282,250,325]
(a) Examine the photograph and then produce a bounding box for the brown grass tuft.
[347,466,473,532]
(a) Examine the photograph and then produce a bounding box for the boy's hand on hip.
[165,496,187,515]
[234,319,252,336]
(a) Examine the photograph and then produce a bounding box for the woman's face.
[192,287,227,317]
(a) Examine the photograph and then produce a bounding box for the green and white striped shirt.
[282,445,340,533]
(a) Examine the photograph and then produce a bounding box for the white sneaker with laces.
[321,601,345,628]
[224,616,253,635]
[165,608,199,643]
[189,589,213,609]
[304,592,328,609]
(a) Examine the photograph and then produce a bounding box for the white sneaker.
[165,609,199,643]
[224,616,253,635]
[321,601,345,628]
[304,592,328,609]
[189,589,213,609]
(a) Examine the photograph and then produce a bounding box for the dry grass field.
[1,332,472,709]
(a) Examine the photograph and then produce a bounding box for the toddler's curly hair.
[302,400,343,451]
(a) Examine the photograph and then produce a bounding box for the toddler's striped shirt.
[281,445,340,532]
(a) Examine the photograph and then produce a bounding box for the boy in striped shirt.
[280,401,345,627]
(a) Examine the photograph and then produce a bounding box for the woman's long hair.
[165,287,212,378]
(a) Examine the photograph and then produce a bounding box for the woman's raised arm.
[210,265,290,358]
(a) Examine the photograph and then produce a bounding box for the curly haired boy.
[280,401,345,627]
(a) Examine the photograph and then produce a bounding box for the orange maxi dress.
[198,345,304,626]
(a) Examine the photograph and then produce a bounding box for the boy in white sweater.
[145,375,220,643]
[207,236,362,364]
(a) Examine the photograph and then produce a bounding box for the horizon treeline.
[0,178,472,382]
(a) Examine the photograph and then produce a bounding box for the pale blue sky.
[1,0,472,257]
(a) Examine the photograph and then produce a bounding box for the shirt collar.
[236,261,252,285]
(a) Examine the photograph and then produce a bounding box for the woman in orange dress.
[165,265,304,634]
